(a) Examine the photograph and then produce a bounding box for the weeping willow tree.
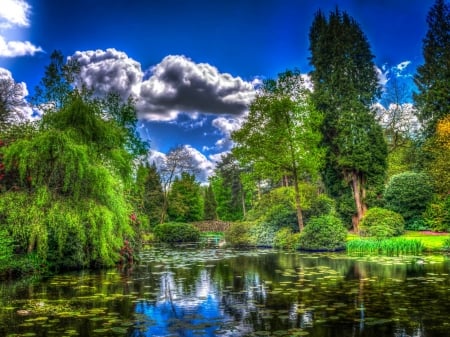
[0,94,140,270]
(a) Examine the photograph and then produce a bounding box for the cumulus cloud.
[137,55,256,121]
[0,36,42,57]
[0,0,30,28]
[69,48,143,99]
[0,0,42,57]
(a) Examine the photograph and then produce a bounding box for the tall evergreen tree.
[413,0,450,138]
[203,184,218,221]
[309,9,387,231]
[167,172,203,222]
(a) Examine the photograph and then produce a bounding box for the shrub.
[443,237,450,251]
[384,172,434,225]
[304,194,336,222]
[299,215,347,251]
[224,222,254,247]
[359,207,405,239]
[249,222,278,247]
[423,196,450,232]
[273,228,301,250]
[0,229,14,274]
[152,222,200,243]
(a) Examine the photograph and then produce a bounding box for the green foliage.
[153,222,200,243]
[232,70,324,229]
[303,193,336,222]
[248,222,278,247]
[423,196,450,232]
[443,236,450,251]
[359,207,405,239]
[0,229,14,273]
[168,173,204,222]
[384,171,434,225]
[203,184,218,220]
[210,154,247,221]
[299,215,347,251]
[224,222,254,247]
[273,228,301,250]
[413,0,450,138]
[347,238,424,255]
[309,9,387,230]
[133,163,164,227]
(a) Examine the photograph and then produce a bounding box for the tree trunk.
[349,171,367,233]
[293,174,304,231]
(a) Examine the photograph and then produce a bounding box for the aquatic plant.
[347,238,424,255]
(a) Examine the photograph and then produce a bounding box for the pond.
[0,246,449,337]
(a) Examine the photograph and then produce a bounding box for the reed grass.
[346,238,424,256]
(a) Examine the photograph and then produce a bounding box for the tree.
[210,153,249,221]
[203,184,218,220]
[133,163,164,226]
[158,146,197,223]
[426,115,450,195]
[167,172,203,222]
[0,74,26,128]
[413,0,450,138]
[32,50,80,111]
[232,70,323,231]
[1,95,137,269]
[309,9,387,231]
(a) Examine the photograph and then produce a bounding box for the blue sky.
[0,0,435,180]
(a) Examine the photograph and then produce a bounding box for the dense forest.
[0,0,449,275]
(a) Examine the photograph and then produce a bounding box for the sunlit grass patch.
[346,238,424,256]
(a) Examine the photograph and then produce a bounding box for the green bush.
[273,228,301,251]
[359,207,405,239]
[249,222,278,247]
[299,215,347,251]
[304,194,336,222]
[384,172,434,225]
[423,196,450,232]
[152,222,200,243]
[224,222,254,247]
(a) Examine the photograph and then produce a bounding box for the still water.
[0,246,449,337]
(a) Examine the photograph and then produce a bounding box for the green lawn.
[347,231,450,252]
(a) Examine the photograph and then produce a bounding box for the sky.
[0,0,435,181]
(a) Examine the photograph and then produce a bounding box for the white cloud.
[375,65,389,87]
[137,55,256,121]
[0,36,42,57]
[373,102,420,135]
[0,0,42,58]
[69,48,143,99]
[396,61,411,73]
[0,0,30,28]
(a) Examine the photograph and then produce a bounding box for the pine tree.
[309,9,387,231]
[413,0,450,137]
[203,184,218,220]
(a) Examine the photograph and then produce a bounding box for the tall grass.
[347,238,424,256]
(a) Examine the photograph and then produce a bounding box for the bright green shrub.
[304,194,336,222]
[273,228,301,250]
[299,215,347,251]
[152,222,200,243]
[443,237,450,251]
[384,172,434,226]
[423,196,450,232]
[224,222,254,247]
[249,222,278,247]
[359,207,405,239]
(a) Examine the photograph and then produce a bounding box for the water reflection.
[0,248,449,337]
